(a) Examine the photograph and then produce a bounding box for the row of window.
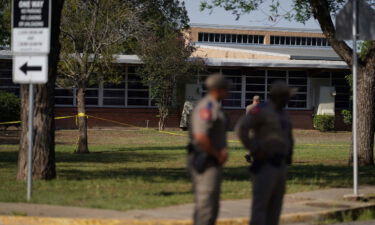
[0,62,350,110]
[55,66,153,107]
[198,32,265,44]
[199,69,309,109]
[270,36,331,47]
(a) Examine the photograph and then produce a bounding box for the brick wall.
[55,107,350,131]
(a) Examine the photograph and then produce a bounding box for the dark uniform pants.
[250,163,287,225]
[190,161,222,225]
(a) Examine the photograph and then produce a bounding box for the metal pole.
[27,84,34,201]
[352,0,358,196]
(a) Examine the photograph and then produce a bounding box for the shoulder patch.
[199,101,213,120]
[200,108,212,120]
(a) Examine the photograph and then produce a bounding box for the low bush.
[313,115,335,132]
[0,91,21,124]
[341,109,352,126]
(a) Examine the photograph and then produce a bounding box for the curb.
[0,204,374,225]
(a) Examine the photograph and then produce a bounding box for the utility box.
[316,86,336,116]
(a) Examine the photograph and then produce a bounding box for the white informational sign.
[13,55,48,84]
[12,28,51,53]
[12,0,51,54]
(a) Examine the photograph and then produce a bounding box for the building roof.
[197,43,342,61]
[0,51,347,69]
[201,57,347,69]
[190,23,323,34]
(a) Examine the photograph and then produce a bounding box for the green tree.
[201,0,375,166]
[138,28,203,130]
[58,0,139,154]
[0,0,11,47]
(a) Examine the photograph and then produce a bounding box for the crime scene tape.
[0,114,349,148]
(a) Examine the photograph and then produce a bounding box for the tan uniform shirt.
[190,94,228,151]
[236,102,294,161]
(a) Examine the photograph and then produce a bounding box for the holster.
[249,153,286,174]
[187,143,217,174]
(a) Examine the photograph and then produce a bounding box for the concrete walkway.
[0,187,375,225]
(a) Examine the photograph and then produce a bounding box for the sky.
[184,0,321,30]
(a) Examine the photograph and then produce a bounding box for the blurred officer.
[245,95,261,114]
[235,81,295,225]
[188,73,230,225]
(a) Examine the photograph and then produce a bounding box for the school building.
[0,24,351,130]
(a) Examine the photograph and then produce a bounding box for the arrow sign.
[13,55,48,84]
[20,63,42,75]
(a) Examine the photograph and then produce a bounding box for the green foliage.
[341,109,352,126]
[313,115,335,132]
[0,91,20,123]
[0,0,11,47]
[200,0,361,23]
[137,28,204,129]
[58,0,137,86]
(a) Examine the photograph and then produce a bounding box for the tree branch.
[308,0,354,67]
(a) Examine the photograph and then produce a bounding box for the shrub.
[0,91,21,124]
[341,109,352,126]
[313,115,335,132]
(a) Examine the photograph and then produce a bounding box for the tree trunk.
[75,85,89,154]
[356,67,375,165]
[158,107,168,131]
[17,0,65,180]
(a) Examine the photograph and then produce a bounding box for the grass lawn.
[0,128,374,211]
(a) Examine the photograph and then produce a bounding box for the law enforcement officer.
[188,73,230,225]
[235,81,295,225]
[245,95,261,114]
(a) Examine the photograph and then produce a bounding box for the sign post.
[336,0,375,197]
[12,0,51,201]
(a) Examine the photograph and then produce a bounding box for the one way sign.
[13,56,48,84]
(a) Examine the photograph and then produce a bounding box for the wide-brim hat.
[205,73,232,90]
[270,80,298,97]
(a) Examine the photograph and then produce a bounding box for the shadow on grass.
[1,148,374,187]
[0,130,20,145]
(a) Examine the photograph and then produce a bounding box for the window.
[225,34,231,43]
[203,33,209,42]
[331,71,351,109]
[198,33,203,42]
[214,33,220,42]
[246,70,266,106]
[55,88,75,106]
[103,74,125,106]
[287,71,308,109]
[209,33,215,42]
[0,61,19,96]
[237,35,243,43]
[127,66,150,106]
[222,69,242,107]
[242,35,248,44]
[231,34,237,43]
[270,35,329,47]
[198,68,309,109]
[220,33,226,42]
[197,32,265,45]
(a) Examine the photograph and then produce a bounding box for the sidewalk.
[0,187,375,225]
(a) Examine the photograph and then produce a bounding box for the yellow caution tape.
[77,113,87,117]
[0,120,21,125]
